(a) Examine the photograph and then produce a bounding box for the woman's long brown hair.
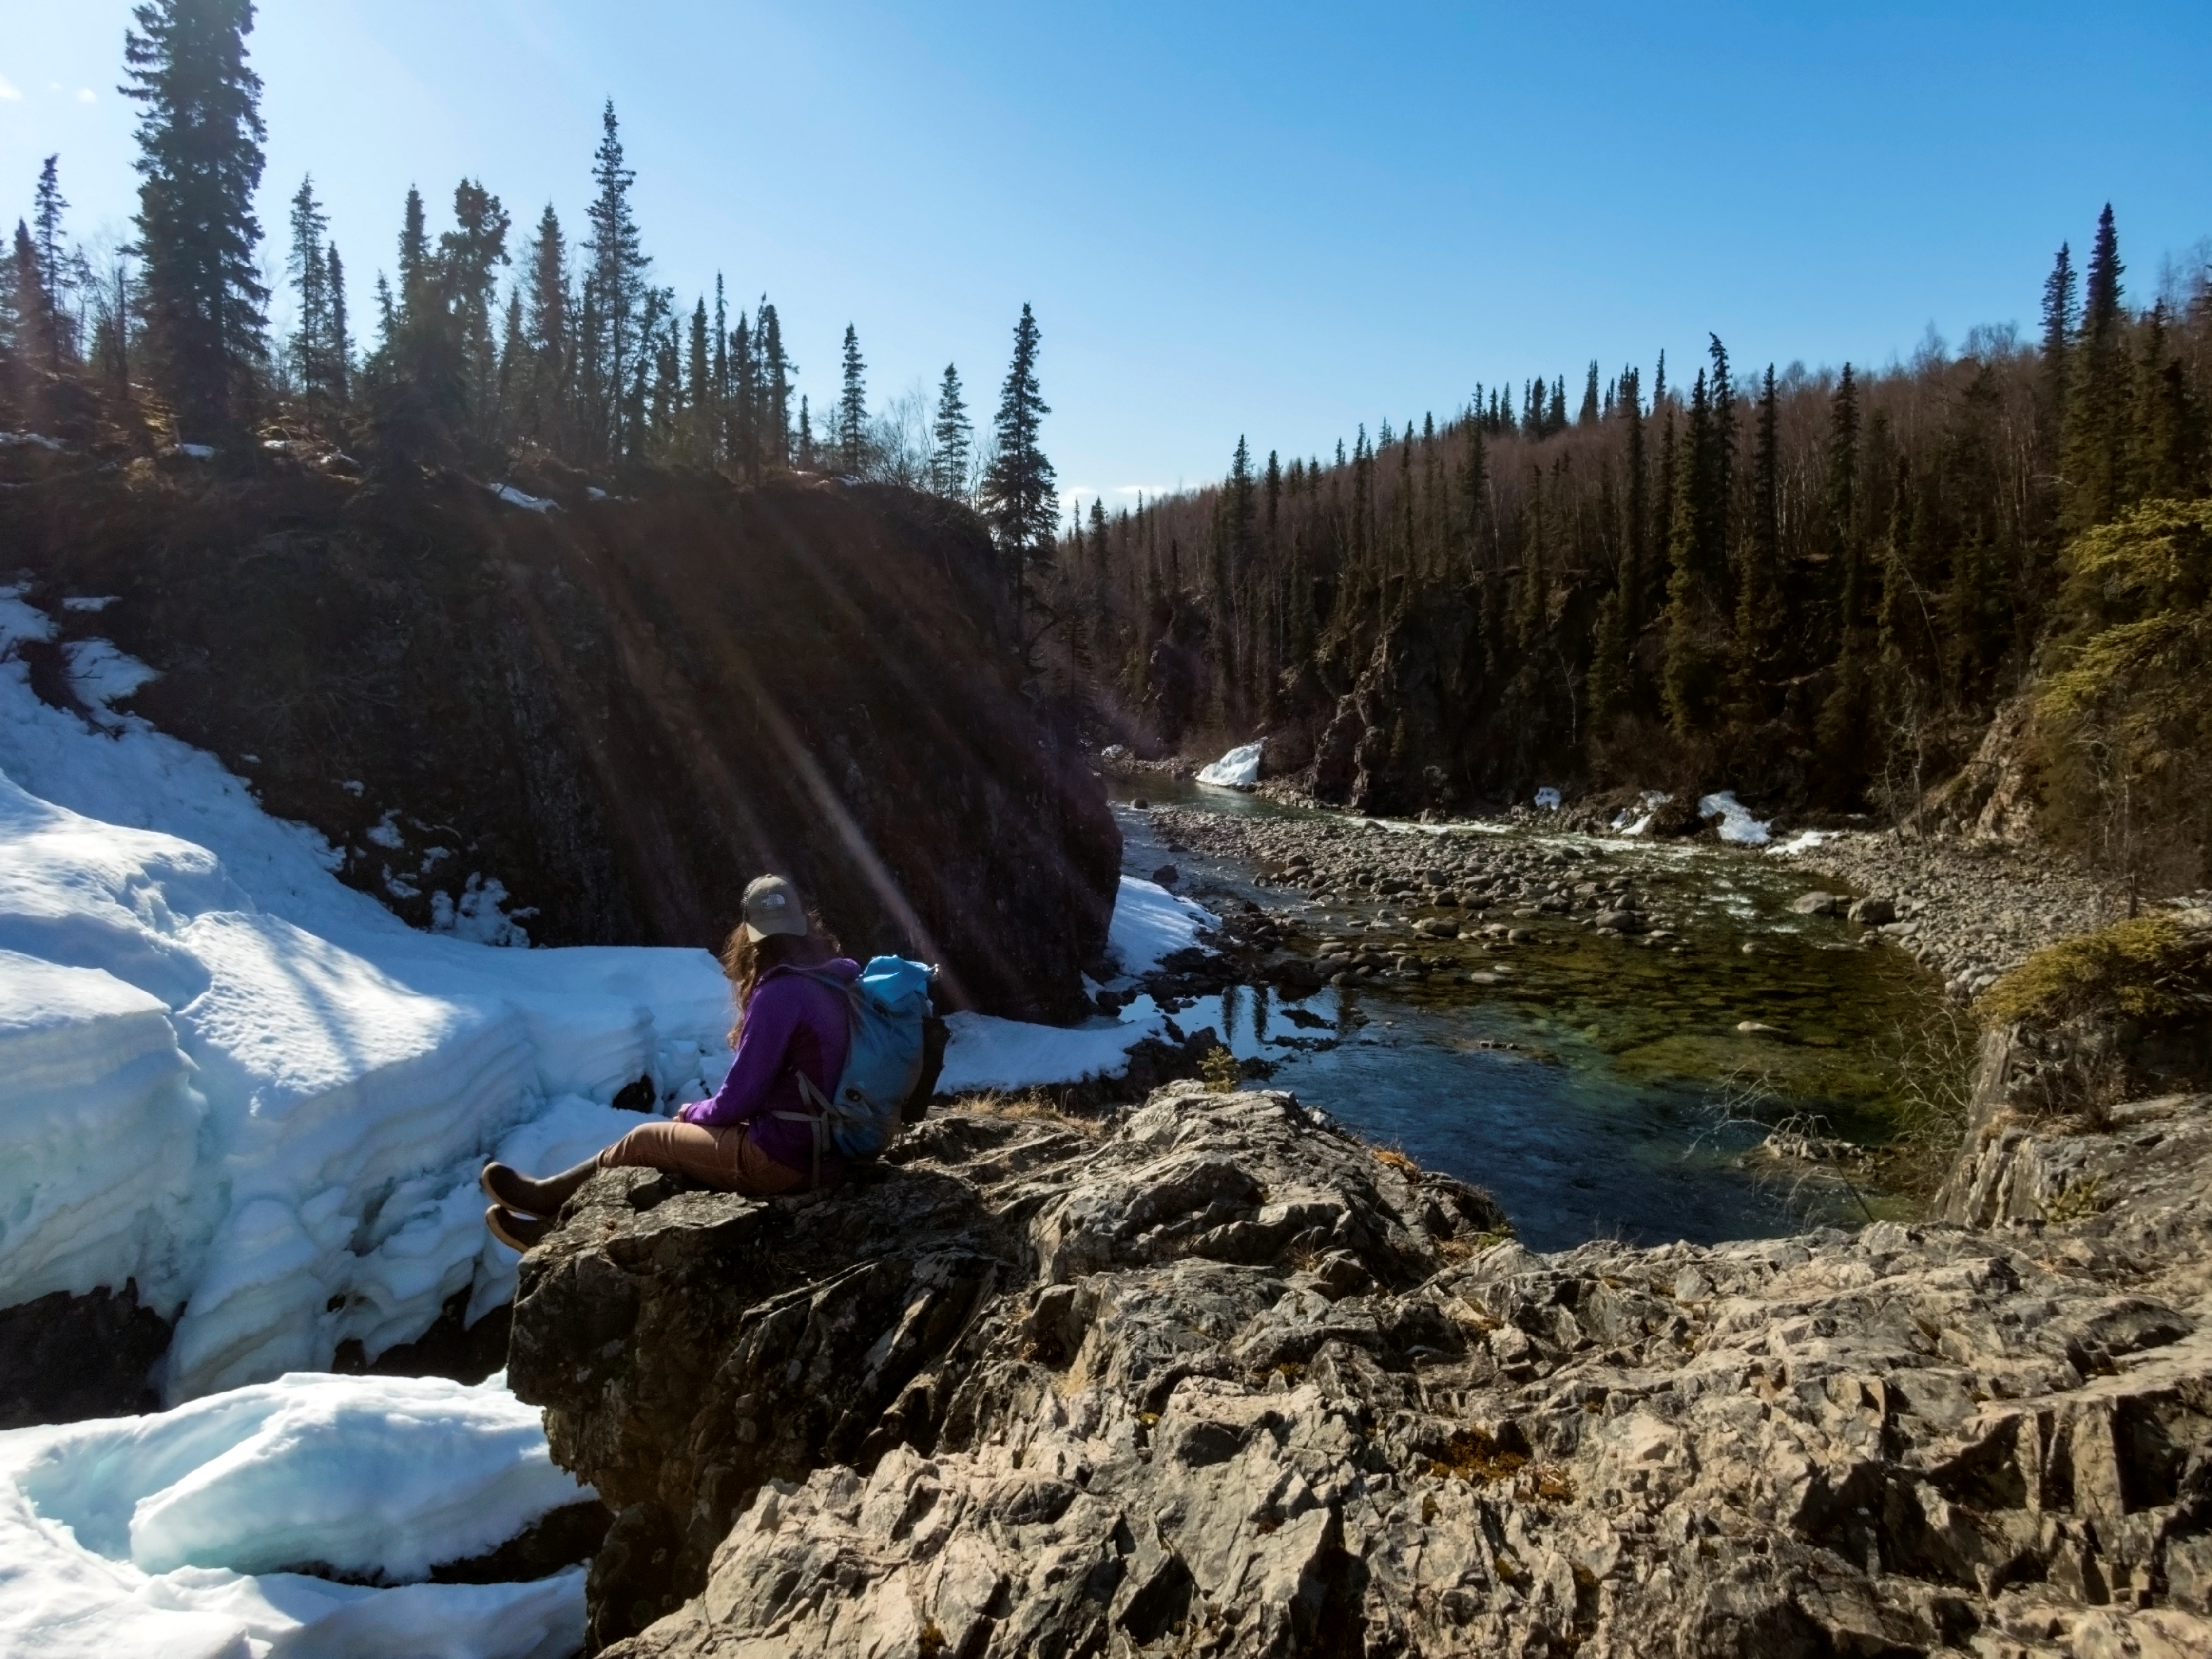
[718,910,839,1046]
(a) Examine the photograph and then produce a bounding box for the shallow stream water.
[1109,775,1951,1252]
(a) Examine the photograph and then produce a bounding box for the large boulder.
[5,468,1116,1019]
[509,1080,2212,1657]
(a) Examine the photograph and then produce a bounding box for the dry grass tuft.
[953,1089,1108,1136]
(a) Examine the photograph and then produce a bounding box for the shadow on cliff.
[1,452,1119,1019]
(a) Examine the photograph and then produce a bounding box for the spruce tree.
[837,322,867,474]
[123,0,269,440]
[1578,360,1599,426]
[2039,242,2076,437]
[440,179,509,439]
[930,362,970,499]
[31,157,70,369]
[325,243,349,405]
[981,304,1058,641]
[2062,205,2127,531]
[285,174,329,406]
[1824,364,1862,636]
[1729,364,1783,719]
[687,297,709,462]
[582,102,647,462]
[520,205,568,446]
[759,302,790,465]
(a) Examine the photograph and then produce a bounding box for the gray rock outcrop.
[511,1078,2212,1657]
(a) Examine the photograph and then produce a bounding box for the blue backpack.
[784,957,944,1165]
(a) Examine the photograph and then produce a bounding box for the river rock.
[1595,909,1646,934]
[1847,894,1898,925]
[507,1048,2212,1658]
[1417,918,1459,939]
[1790,890,1843,915]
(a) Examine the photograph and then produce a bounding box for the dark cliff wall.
[2,455,1118,1020]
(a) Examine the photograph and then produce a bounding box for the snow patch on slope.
[0,1371,585,1659]
[0,594,731,1400]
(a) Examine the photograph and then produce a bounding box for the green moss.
[1981,915,2210,1029]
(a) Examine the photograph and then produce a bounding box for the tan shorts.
[596,1119,808,1195]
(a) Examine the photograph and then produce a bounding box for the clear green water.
[1110,773,1955,1250]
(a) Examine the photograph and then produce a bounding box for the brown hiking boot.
[479,1159,596,1217]
[484,1204,555,1253]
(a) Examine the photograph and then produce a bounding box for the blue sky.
[3,2,2208,510]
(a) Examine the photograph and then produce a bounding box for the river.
[1107,775,1955,1252]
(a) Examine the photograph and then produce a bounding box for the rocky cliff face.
[508,1071,2212,1657]
[3,459,1116,1019]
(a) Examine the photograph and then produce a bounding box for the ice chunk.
[166,443,217,459]
[62,595,119,613]
[1698,791,1771,846]
[0,1372,587,1659]
[1533,786,1562,810]
[1196,741,1264,789]
[1108,875,1213,977]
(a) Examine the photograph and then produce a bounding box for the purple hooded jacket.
[677,957,858,1178]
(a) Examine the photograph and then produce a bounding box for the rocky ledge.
[509,1070,2212,1657]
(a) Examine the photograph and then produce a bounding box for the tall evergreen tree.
[582,102,646,461]
[31,156,70,368]
[759,301,790,466]
[930,362,971,499]
[284,174,329,405]
[837,322,867,473]
[686,296,710,461]
[519,205,568,446]
[1578,360,1599,426]
[323,243,347,405]
[123,0,269,439]
[2062,205,2128,531]
[980,304,1057,640]
[440,179,508,439]
[1730,364,1784,717]
[2039,242,2077,436]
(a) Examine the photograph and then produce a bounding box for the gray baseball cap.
[741,875,809,941]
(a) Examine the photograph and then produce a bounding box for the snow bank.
[1697,791,1771,847]
[1108,875,1213,977]
[1196,741,1264,790]
[0,1371,586,1659]
[0,593,731,1399]
[935,875,1220,1093]
[1533,787,1562,811]
[938,999,1170,1093]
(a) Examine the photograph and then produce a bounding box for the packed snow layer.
[938,999,1171,1094]
[1697,790,1772,847]
[0,1371,586,1659]
[0,953,210,1310]
[1196,741,1264,790]
[1108,875,1213,978]
[0,593,732,1399]
[935,875,1221,1093]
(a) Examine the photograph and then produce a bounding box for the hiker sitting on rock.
[481,875,859,1250]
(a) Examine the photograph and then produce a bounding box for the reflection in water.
[1114,776,1939,1252]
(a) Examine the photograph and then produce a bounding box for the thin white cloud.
[76,88,95,104]
[0,76,22,102]
[1115,484,1170,497]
